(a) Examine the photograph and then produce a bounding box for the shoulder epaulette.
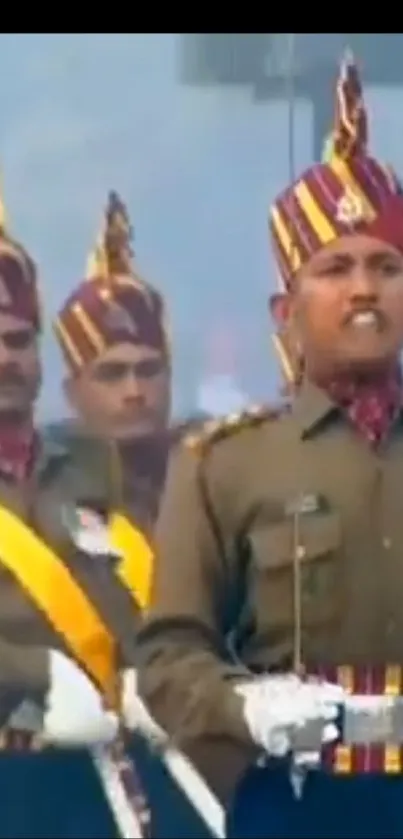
[184,403,286,454]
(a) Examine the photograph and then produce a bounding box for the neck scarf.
[326,371,402,445]
[0,423,37,480]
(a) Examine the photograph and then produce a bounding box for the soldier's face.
[289,234,403,377]
[64,342,170,441]
[0,311,40,418]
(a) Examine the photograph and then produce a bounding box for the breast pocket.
[249,513,343,632]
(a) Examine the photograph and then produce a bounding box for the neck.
[0,411,34,435]
[307,360,401,391]
[116,433,169,521]
[0,413,36,481]
[117,432,168,478]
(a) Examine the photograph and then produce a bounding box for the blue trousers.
[0,750,117,838]
[228,764,403,838]
[129,734,212,838]
[0,741,212,839]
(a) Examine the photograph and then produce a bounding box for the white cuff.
[43,650,118,747]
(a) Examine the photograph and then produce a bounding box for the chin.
[114,423,157,441]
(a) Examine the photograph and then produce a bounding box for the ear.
[268,293,292,328]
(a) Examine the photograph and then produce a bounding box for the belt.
[316,665,403,773]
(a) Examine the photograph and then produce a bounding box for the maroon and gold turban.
[0,187,40,330]
[54,192,170,373]
[270,52,403,289]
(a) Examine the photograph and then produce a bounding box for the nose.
[121,370,144,400]
[348,266,379,304]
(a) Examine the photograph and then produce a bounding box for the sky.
[0,34,400,419]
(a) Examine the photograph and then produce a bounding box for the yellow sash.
[0,504,117,705]
[109,512,153,609]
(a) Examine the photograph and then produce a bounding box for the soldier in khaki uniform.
[53,192,171,608]
[0,190,145,837]
[53,192,205,547]
[136,55,403,838]
[53,193,210,838]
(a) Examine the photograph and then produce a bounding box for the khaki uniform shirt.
[0,425,139,726]
[136,379,403,799]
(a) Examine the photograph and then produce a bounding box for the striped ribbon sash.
[317,665,403,773]
[0,730,40,751]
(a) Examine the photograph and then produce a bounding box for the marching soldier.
[53,191,171,607]
[136,53,403,838]
[0,187,147,837]
[53,190,209,610]
[53,193,211,837]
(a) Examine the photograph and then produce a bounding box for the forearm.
[136,620,255,748]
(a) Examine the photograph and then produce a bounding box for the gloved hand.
[42,650,118,747]
[235,673,345,758]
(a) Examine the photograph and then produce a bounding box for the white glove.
[235,673,344,758]
[121,668,167,746]
[42,650,118,747]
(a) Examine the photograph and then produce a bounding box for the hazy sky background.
[0,34,400,419]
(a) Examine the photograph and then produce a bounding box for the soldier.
[54,191,171,531]
[0,187,147,838]
[53,193,211,838]
[53,191,210,607]
[136,53,403,838]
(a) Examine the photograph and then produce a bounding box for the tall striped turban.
[54,192,170,373]
[0,181,40,330]
[269,51,403,289]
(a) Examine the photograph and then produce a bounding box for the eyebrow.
[366,251,402,266]
[313,250,402,268]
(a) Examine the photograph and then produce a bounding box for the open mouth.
[344,311,385,332]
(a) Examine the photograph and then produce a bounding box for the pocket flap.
[251,513,341,569]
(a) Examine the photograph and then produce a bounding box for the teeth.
[351,312,377,326]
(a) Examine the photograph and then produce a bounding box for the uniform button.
[383,537,392,550]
